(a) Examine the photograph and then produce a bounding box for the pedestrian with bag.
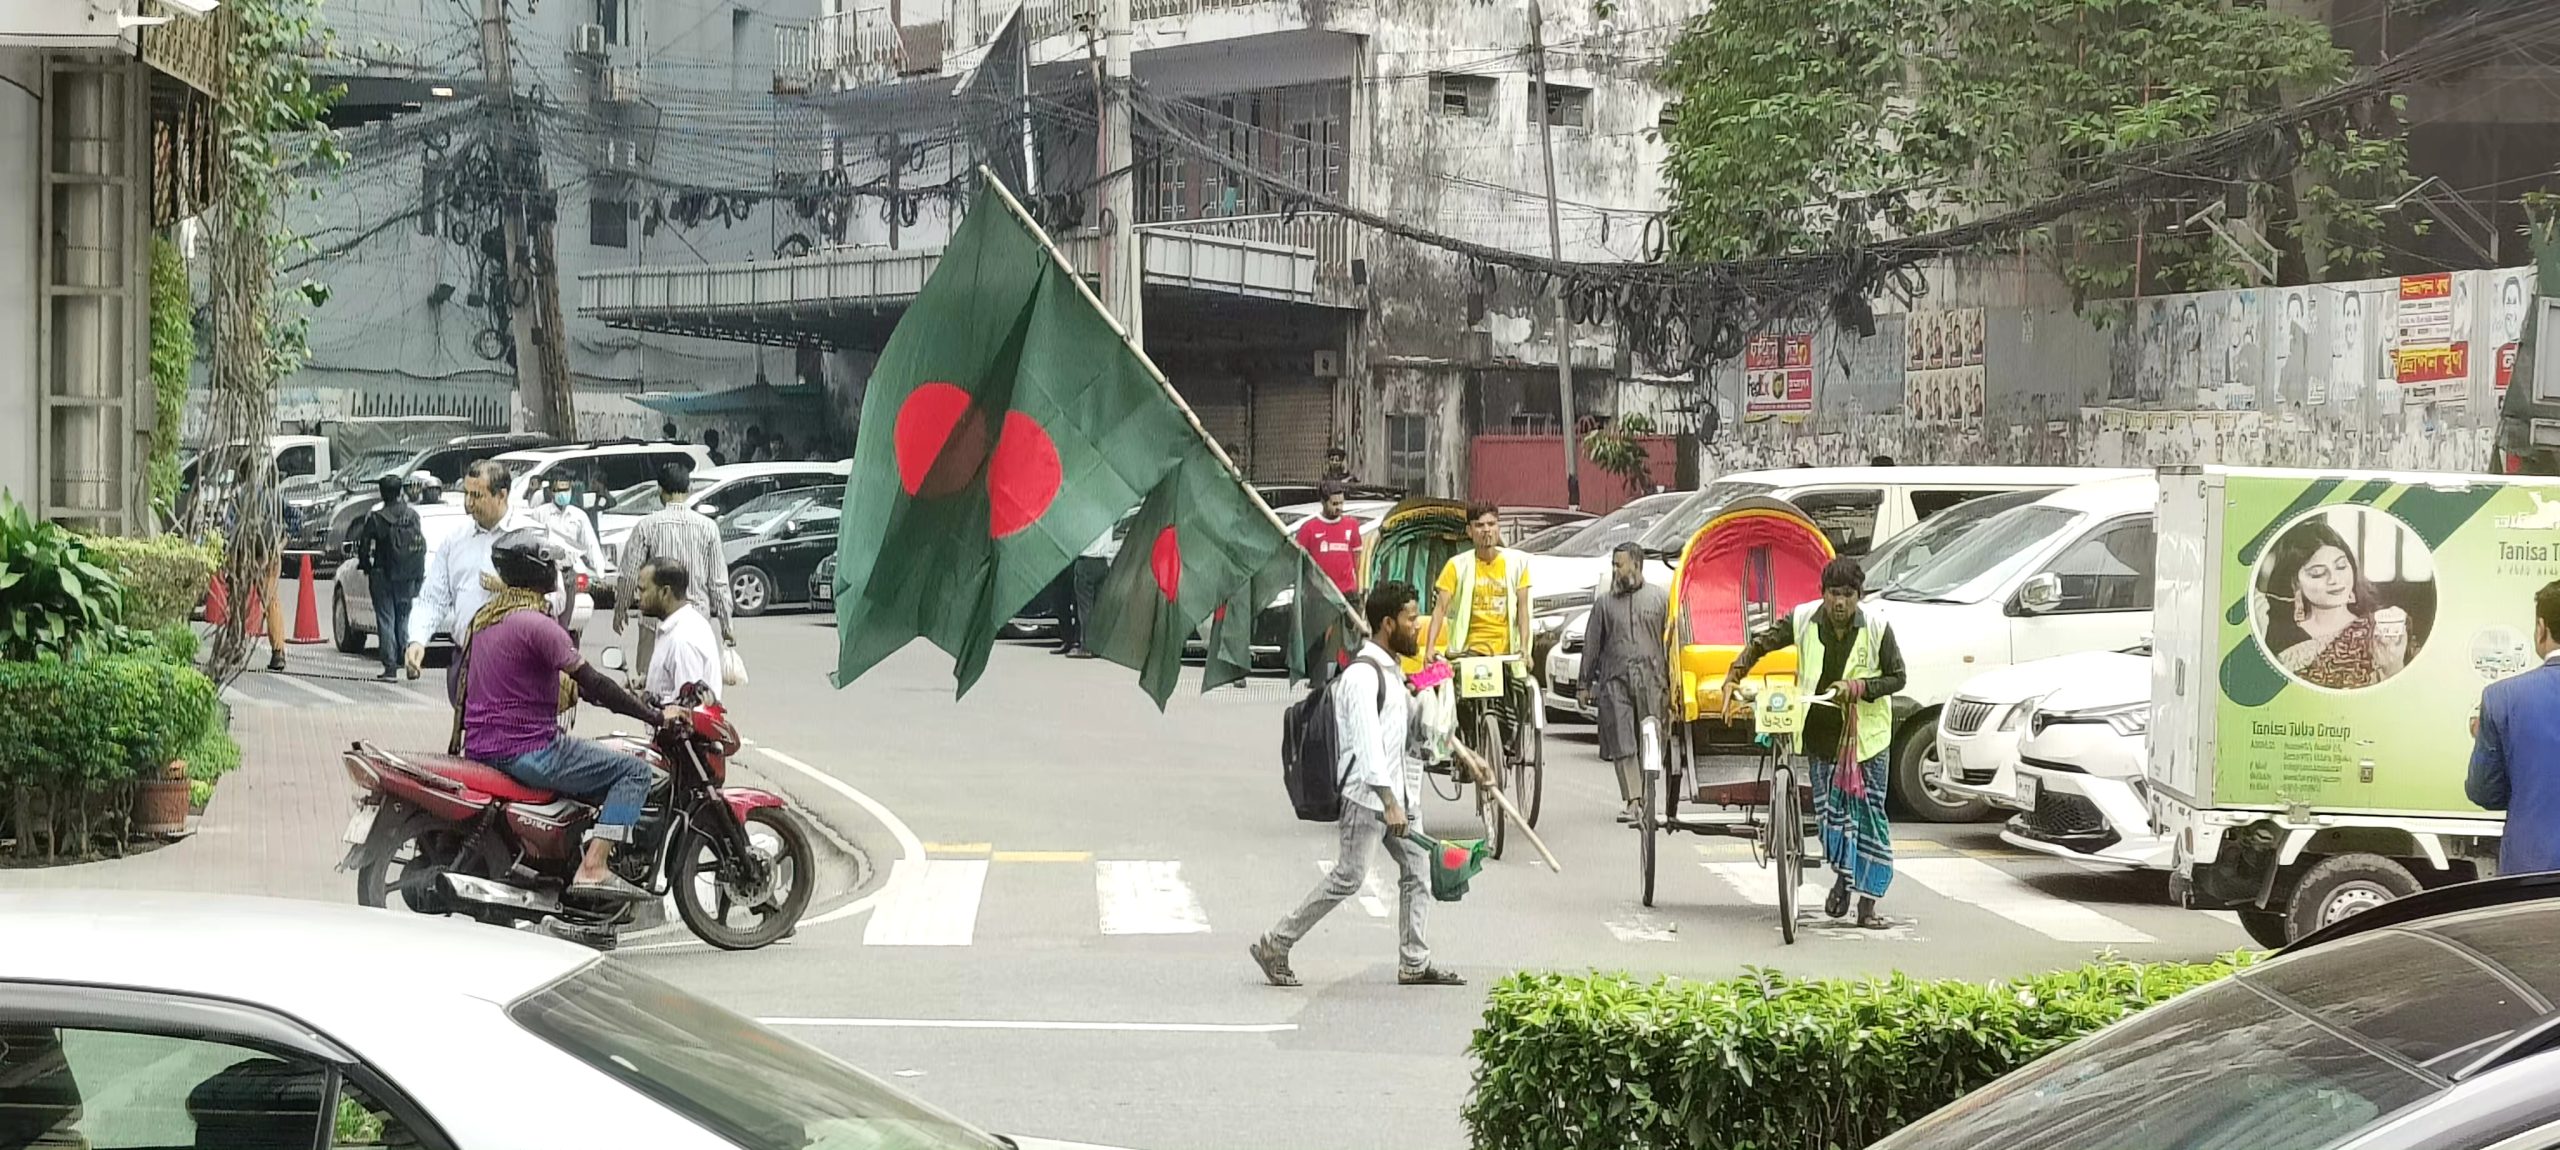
[1252,580,1485,988]
[1719,557,1908,929]
[350,473,428,682]
[1582,542,1672,825]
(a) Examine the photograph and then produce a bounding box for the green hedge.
[0,655,222,858]
[1465,958,2253,1150]
[83,534,218,630]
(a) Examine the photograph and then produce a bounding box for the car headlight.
[1998,694,2048,732]
[2101,706,2151,738]
[1534,613,1568,637]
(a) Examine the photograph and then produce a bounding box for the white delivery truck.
[2149,465,2560,948]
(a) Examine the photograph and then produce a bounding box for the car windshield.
[511,962,1008,1150]
[1872,977,2436,1150]
[1633,480,1777,554]
[1882,505,2081,604]
[604,480,664,515]
[337,447,419,489]
[1543,495,1686,558]
[1863,489,2046,593]
[723,487,842,537]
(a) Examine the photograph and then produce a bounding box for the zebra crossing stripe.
[1896,857,2156,944]
[1701,861,1830,909]
[1096,860,1211,935]
[863,859,988,946]
[269,674,361,706]
[1311,860,1391,918]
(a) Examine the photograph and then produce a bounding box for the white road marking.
[2204,910,2243,926]
[1097,860,1211,935]
[1603,910,1678,943]
[863,858,988,946]
[1312,859,1390,918]
[269,674,360,706]
[222,686,283,708]
[622,741,924,953]
[759,1017,1296,1035]
[1897,857,2156,944]
[1701,861,1828,908]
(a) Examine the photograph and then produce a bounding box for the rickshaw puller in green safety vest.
[1720,556,1909,930]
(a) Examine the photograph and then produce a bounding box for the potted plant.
[133,758,191,837]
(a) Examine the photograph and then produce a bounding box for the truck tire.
[2236,910,2291,950]
[2283,853,2421,942]
[1893,722,1991,823]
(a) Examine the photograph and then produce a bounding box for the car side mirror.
[599,647,628,672]
[2017,572,2063,615]
[779,520,801,540]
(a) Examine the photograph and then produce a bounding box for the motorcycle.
[336,654,814,951]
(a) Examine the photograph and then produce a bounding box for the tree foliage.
[1656,0,2414,304]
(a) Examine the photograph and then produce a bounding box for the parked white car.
[1999,646,2166,870]
[1867,476,2158,822]
[1542,608,1592,722]
[1928,646,2148,816]
[330,484,594,652]
[0,891,1130,1149]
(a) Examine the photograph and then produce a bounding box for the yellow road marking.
[923,842,993,856]
[992,850,1092,863]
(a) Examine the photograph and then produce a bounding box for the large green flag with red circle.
[829,186,1198,695]
[1089,448,1318,707]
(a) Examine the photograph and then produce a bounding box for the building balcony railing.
[1140,211,1364,305]
[778,0,1326,95]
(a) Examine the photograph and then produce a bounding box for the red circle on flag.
[986,412,1062,538]
[1441,844,1468,870]
[1149,525,1182,602]
[892,382,986,498]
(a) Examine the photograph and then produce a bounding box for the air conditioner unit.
[1311,349,1339,379]
[574,23,607,56]
[603,66,641,102]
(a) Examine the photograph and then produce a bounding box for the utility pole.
[1096,0,1141,348]
[477,0,576,437]
[1528,0,1581,510]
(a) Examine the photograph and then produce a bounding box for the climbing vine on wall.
[147,238,190,520]
[197,0,342,682]
[1656,0,2415,305]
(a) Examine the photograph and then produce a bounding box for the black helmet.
[490,528,562,593]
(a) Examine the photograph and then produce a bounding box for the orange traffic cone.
[203,573,229,625]
[288,554,327,645]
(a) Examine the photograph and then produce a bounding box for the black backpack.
[374,506,427,578]
[1283,658,1390,822]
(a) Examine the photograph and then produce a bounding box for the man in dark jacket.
[1581,542,1672,825]
[351,474,427,681]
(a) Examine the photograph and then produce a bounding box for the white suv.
[493,442,716,510]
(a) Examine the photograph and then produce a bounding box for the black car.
[1874,875,2560,1150]
[314,432,556,560]
[721,486,845,617]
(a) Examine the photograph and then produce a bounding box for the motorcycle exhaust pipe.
[441,873,565,916]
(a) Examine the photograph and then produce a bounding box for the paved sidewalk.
[0,691,453,898]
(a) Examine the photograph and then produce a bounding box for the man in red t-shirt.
[1295,483,1363,595]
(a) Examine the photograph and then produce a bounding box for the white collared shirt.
[532,501,606,575]
[408,507,539,651]
[647,603,723,703]
[1337,642,1420,816]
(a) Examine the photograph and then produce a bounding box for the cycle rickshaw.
[1641,496,1836,941]
[1362,498,1546,859]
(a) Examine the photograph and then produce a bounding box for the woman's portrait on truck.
[2254,507,2437,691]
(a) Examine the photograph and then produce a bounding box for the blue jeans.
[488,736,653,842]
[369,573,415,677]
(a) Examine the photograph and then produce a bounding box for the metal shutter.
[1251,376,1333,481]
[1174,377,1249,466]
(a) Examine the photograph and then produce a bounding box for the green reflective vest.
[1792,603,1894,764]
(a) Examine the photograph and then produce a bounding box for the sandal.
[1248,939,1300,988]
[1398,966,1467,987]
[1825,875,1851,919]
[1854,897,1898,930]
[566,873,652,903]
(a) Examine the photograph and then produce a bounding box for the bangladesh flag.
[830,186,1198,694]
[1086,448,1290,707]
[1203,547,1352,691]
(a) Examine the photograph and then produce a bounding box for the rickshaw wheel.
[1773,763,1802,945]
[1516,718,1545,828]
[1638,768,1659,908]
[1476,712,1507,860]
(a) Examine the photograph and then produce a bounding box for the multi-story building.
[0,0,222,533]
[289,0,822,439]
[581,0,1694,503]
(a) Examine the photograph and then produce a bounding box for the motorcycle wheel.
[355,815,507,917]
[671,806,816,950]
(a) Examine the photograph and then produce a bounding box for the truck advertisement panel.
[2214,474,2557,813]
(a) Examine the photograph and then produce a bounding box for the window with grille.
[1430,73,1495,119]
[1386,415,1429,491]
[590,196,629,248]
[1535,82,1591,129]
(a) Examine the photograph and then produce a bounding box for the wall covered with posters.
[1703,267,2535,476]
